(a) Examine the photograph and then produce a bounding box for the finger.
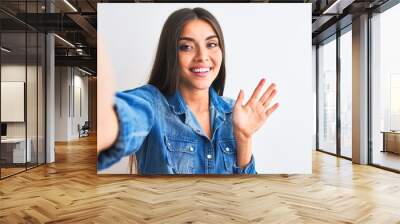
[265,102,279,117]
[246,79,265,106]
[262,89,277,111]
[234,89,244,108]
[259,83,276,104]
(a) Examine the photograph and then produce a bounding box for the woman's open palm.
[232,79,279,140]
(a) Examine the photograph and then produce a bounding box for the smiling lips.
[189,67,212,77]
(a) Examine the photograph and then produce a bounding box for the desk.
[381,131,400,154]
[1,138,31,163]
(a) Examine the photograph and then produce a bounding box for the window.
[340,29,352,158]
[318,37,337,155]
[371,2,400,171]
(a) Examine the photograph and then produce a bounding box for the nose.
[194,45,209,62]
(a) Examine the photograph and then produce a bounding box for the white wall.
[1,64,25,126]
[1,63,46,164]
[73,72,89,139]
[55,67,69,141]
[1,65,36,138]
[55,67,89,141]
[98,3,313,174]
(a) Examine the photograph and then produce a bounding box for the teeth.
[191,67,210,73]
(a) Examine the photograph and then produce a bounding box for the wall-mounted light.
[54,34,75,48]
[1,47,11,53]
[63,0,78,12]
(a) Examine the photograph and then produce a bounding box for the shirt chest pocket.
[219,139,237,172]
[164,136,196,174]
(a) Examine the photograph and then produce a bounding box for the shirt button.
[207,154,212,159]
[189,146,194,152]
[225,147,230,152]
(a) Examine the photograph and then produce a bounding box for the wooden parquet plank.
[0,134,400,223]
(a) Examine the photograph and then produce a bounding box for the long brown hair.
[148,7,226,96]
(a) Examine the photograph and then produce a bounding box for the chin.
[193,77,217,88]
[190,82,212,91]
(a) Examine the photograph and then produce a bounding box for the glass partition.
[371,3,400,171]
[339,29,352,158]
[1,31,28,177]
[0,1,46,179]
[317,36,337,155]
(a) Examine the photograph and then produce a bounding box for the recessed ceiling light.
[63,0,78,12]
[78,67,93,76]
[1,47,11,53]
[54,34,75,48]
[322,0,354,15]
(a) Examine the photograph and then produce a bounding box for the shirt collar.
[209,87,233,114]
[166,87,233,115]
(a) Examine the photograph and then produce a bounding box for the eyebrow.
[179,35,218,41]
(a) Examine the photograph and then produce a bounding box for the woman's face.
[177,19,223,92]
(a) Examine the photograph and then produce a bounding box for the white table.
[1,138,31,163]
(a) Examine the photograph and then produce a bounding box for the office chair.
[79,121,90,138]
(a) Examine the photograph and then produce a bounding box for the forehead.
[180,19,217,39]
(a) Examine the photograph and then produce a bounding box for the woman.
[97,7,279,174]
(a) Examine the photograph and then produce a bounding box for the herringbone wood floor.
[1,135,400,224]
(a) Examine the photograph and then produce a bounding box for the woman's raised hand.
[232,79,279,142]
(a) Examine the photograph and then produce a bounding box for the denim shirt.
[97,84,256,174]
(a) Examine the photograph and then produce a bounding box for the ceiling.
[0,0,393,75]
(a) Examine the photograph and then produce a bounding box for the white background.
[98,3,312,174]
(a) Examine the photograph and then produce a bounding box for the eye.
[179,44,193,52]
[207,42,218,48]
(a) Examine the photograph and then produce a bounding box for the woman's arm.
[235,137,253,168]
[97,39,155,171]
[97,38,119,153]
[232,79,279,168]
[97,93,119,152]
